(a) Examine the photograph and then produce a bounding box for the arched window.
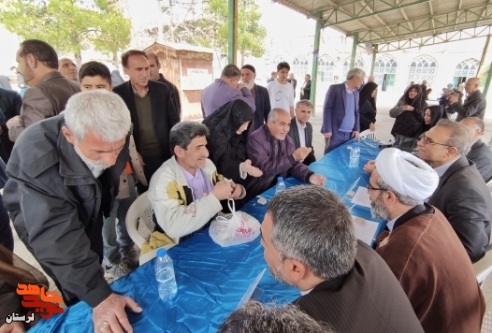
[374,55,397,91]
[453,58,480,87]
[342,57,364,79]
[318,56,335,83]
[408,56,437,86]
[292,57,309,77]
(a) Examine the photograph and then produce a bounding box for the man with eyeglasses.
[368,148,484,333]
[417,119,492,263]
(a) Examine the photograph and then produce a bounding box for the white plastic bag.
[209,199,261,247]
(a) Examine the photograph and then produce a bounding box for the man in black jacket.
[113,50,180,190]
[0,87,21,162]
[449,77,486,121]
[288,100,316,165]
[146,51,181,119]
[3,90,142,333]
[460,117,492,183]
[418,119,492,262]
[241,64,271,131]
[260,186,424,333]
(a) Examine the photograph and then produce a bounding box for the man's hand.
[241,159,263,177]
[352,131,360,140]
[237,83,246,90]
[212,180,234,201]
[6,116,21,129]
[309,174,326,186]
[363,160,376,173]
[292,147,312,162]
[0,321,25,333]
[93,293,142,333]
[323,132,332,139]
[369,123,376,132]
[402,105,415,111]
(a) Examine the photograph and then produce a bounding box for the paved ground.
[8,93,492,331]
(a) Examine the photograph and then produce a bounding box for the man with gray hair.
[460,117,492,182]
[260,185,424,332]
[369,148,484,332]
[201,64,255,117]
[58,57,78,81]
[321,67,365,153]
[417,119,492,262]
[288,99,316,165]
[148,121,245,241]
[3,90,142,333]
[245,108,325,200]
[449,77,486,121]
[218,300,333,333]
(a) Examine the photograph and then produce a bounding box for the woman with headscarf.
[389,84,427,151]
[358,82,378,132]
[418,105,448,135]
[202,100,263,185]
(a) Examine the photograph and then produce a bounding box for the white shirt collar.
[300,288,313,296]
[433,157,460,178]
[296,118,306,129]
[386,214,403,231]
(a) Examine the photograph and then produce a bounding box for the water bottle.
[275,177,286,195]
[155,248,177,301]
[349,145,360,168]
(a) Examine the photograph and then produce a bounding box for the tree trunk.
[112,51,119,69]
[240,51,245,67]
[74,53,82,67]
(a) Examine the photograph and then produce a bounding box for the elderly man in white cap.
[369,148,484,333]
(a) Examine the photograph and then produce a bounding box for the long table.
[29,139,384,333]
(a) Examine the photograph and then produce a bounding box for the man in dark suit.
[321,68,365,153]
[460,117,492,183]
[300,74,311,100]
[288,100,316,165]
[241,64,271,131]
[146,52,181,119]
[418,119,492,263]
[449,77,486,121]
[113,50,180,190]
[260,186,424,333]
[0,88,21,162]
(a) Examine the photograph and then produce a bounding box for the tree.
[0,0,131,66]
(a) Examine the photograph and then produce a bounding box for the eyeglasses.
[366,184,387,191]
[418,133,453,147]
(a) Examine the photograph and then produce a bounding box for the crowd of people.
[0,37,491,333]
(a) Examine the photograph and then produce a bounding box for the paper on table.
[236,268,266,310]
[351,186,372,208]
[352,216,379,245]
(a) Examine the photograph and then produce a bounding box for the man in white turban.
[369,148,485,333]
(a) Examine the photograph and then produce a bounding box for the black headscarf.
[359,82,378,111]
[202,99,254,165]
[403,84,426,114]
[421,105,448,133]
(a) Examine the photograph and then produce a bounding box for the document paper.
[351,186,372,208]
[352,216,379,245]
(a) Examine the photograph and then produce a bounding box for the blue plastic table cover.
[28,138,384,333]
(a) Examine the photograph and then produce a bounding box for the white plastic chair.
[359,129,395,143]
[473,251,492,286]
[126,192,178,265]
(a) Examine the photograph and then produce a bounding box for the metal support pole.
[227,0,238,65]
[483,62,492,96]
[310,11,322,114]
[350,32,359,69]
[477,35,491,76]
[370,44,378,75]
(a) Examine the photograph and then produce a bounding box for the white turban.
[375,148,439,201]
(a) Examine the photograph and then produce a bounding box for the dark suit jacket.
[251,84,271,132]
[301,80,311,100]
[467,139,492,183]
[454,90,486,121]
[288,118,316,165]
[157,73,181,119]
[295,241,424,333]
[428,156,492,263]
[0,88,21,162]
[113,81,180,161]
[321,82,360,134]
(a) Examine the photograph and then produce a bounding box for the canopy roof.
[274,0,492,51]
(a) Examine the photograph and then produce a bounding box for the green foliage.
[0,0,131,62]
